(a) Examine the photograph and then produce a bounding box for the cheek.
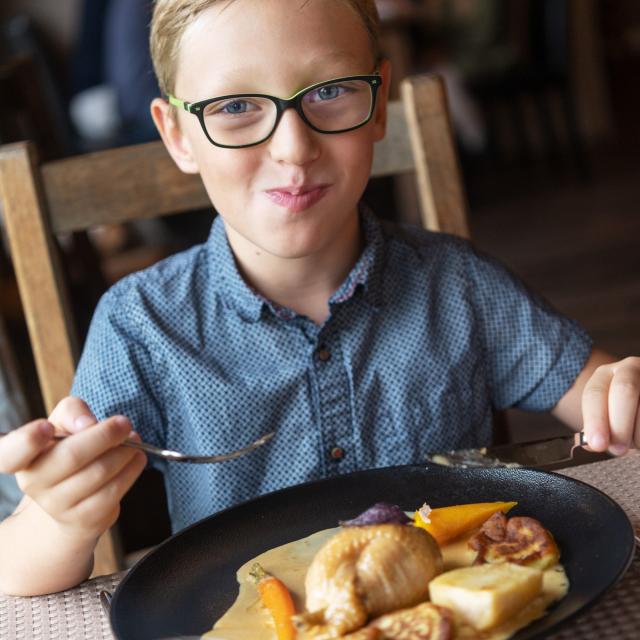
[331,131,375,189]
[193,145,263,211]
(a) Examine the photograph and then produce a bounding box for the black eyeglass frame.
[167,73,383,149]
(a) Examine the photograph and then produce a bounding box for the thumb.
[0,420,55,473]
[48,396,98,435]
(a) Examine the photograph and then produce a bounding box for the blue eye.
[306,84,345,104]
[206,99,261,118]
[223,100,250,114]
[317,85,341,100]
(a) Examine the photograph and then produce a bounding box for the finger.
[69,451,147,531]
[581,365,612,452]
[608,365,640,454]
[634,403,640,449]
[48,396,97,435]
[18,416,133,493]
[40,445,144,514]
[0,420,55,473]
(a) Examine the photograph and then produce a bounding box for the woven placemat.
[549,553,640,639]
[0,572,125,640]
[549,451,640,638]
[561,450,640,530]
[1,452,638,639]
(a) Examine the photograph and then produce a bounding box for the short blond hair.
[150,0,380,97]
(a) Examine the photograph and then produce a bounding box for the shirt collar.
[206,204,386,322]
[329,203,385,310]
[207,217,264,322]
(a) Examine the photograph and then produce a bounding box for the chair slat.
[42,142,211,234]
[371,101,415,177]
[0,142,77,410]
[401,75,471,238]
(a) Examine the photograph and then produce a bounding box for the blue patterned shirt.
[72,210,592,532]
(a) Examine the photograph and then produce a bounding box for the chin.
[261,240,323,260]
[255,221,331,259]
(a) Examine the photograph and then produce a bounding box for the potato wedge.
[428,562,543,631]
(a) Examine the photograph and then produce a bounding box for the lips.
[264,185,329,213]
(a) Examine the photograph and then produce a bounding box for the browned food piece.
[368,602,453,639]
[468,513,560,570]
[293,524,443,637]
[475,509,507,541]
[341,629,381,639]
[323,603,453,640]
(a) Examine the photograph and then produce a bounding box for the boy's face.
[152,0,390,263]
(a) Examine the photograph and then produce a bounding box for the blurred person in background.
[70,0,158,149]
[70,0,212,255]
[377,0,488,155]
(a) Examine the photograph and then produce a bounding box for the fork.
[0,430,275,464]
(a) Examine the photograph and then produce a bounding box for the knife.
[427,432,612,471]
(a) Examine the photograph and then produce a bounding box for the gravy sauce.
[204,527,568,640]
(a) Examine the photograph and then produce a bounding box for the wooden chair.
[0,73,469,576]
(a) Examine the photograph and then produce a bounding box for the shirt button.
[316,345,331,362]
[330,446,345,461]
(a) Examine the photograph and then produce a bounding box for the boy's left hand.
[582,356,640,455]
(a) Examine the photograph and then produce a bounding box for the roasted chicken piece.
[337,602,452,639]
[468,512,560,570]
[293,524,443,638]
[339,630,380,640]
[367,602,453,639]
[333,602,452,640]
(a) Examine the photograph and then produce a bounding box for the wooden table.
[1,451,639,639]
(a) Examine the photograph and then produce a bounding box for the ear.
[150,97,200,174]
[371,58,392,142]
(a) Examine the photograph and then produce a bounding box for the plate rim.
[110,464,636,640]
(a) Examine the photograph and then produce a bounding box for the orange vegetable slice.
[249,562,297,640]
[413,501,518,545]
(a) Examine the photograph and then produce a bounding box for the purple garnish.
[339,502,411,527]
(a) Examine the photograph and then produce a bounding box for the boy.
[0,0,638,596]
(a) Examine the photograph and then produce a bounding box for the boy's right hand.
[0,397,147,542]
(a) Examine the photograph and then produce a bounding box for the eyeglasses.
[168,73,382,149]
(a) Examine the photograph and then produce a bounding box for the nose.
[268,108,320,166]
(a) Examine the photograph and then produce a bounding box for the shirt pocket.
[421,372,493,451]
[376,375,490,465]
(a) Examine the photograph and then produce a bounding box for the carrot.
[413,501,518,545]
[249,562,297,640]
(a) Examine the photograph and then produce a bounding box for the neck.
[225,215,363,325]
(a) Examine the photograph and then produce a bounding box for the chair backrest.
[0,73,469,575]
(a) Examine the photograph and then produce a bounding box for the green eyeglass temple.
[167,95,193,111]
[166,72,382,149]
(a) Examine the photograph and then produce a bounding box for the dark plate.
[110,465,635,639]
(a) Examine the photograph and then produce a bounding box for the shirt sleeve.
[464,243,593,412]
[71,285,166,469]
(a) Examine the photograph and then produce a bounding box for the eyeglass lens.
[201,78,374,147]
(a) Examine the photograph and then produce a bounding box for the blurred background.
[0,0,639,542]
